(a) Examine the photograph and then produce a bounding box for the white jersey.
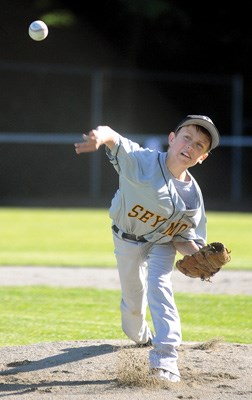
[106,133,207,246]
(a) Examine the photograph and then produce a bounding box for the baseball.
[29,20,48,41]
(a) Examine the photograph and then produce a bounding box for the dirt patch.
[0,339,251,399]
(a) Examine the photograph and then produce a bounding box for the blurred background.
[0,0,251,210]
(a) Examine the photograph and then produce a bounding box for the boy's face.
[168,125,210,168]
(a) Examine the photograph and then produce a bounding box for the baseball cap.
[174,115,220,150]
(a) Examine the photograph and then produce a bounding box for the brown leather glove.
[176,242,231,281]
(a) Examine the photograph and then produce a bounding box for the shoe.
[151,368,181,382]
[136,337,152,348]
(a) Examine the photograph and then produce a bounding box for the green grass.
[0,287,123,346]
[206,211,252,270]
[0,208,115,267]
[0,207,251,269]
[0,287,251,347]
[177,293,252,344]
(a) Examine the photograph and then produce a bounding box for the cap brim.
[175,115,220,150]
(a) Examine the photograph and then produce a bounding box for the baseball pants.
[112,232,182,375]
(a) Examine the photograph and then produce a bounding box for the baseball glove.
[176,242,231,281]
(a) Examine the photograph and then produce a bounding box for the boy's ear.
[168,131,175,145]
[199,153,209,164]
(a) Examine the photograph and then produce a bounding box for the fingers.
[74,134,87,154]
[74,141,90,154]
[82,134,90,142]
[74,143,82,154]
[74,131,98,154]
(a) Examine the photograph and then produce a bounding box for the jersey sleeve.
[105,134,158,181]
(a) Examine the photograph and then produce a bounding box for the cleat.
[151,368,181,382]
[136,338,153,348]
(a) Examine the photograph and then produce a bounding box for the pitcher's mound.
[0,339,251,399]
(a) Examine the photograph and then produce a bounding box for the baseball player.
[74,115,220,383]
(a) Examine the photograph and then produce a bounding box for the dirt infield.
[0,267,251,399]
[0,339,251,400]
[1,266,252,295]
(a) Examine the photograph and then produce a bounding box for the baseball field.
[0,207,251,399]
[0,207,251,347]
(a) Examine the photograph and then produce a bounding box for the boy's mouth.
[181,151,191,159]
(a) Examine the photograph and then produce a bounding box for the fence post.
[89,69,103,198]
[231,74,244,203]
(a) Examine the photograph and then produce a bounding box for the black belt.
[112,225,147,243]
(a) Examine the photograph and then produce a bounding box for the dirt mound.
[0,339,251,399]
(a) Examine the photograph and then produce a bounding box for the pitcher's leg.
[147,243,182,376]
[113,234,152,344]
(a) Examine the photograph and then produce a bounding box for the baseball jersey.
[106,133,207,246]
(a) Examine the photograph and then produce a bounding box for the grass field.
[0,287,251,347]
[0,207,251,346]
[0,207,251,269]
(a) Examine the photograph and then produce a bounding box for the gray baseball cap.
[174,115,220,150]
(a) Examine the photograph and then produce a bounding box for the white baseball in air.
[29,20,48,41]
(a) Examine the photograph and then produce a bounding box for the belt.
[112,225,147,243]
